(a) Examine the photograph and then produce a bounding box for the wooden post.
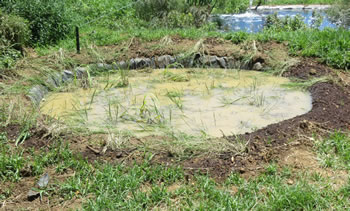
[75,26,80,54]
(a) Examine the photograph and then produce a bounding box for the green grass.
[316,131,350,169]
[255,28,350,70]
[1,115,350,209]
[223,28,350,70]
[57,157,349,210]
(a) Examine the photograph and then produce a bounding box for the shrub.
[328,0,350,28]
[134,0,187,22]
[265,13,306,31]
[225,31,249,44]
[213,0,249,14]
[134,0,211,28]
[0,10,29,68]
[0,0,75,46]
[0,10,29,50]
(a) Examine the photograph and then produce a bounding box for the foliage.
[252,15,350,69]
[265,13,306,31]
[134,0,211,28]
[0,10,29,50]
[213,0,249,14]
[225,31,249,44]
[316,132,350,169]
[0,0,75,45]
[328,0,350,28]
[187,0,216,6]
[260,0,336,5]
[134,0,187,21]
[0,143,25,182]
[0,10,29,68]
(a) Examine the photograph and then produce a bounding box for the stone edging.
[27,54,264,106]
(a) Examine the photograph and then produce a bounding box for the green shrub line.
[0,0,348,70]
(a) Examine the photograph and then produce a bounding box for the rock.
[128,58,137,69]
[150,57,156,68]
[156,55,175,68]
[133,58,151,69]
[50,72,63,87]
[62,70,74,82]
[176,54,191,68]
[45,77,58,89]
[96,63,112,70]
[116,61,127,70]
[226,58,238,69]
[310,68,317,75]
[201,55,218,67]
[28,85,49,106]
[27,189,40,201]
[75,67,87,79]
[253,62,263,71]
[217,57,227,68]
[37,173,50,188]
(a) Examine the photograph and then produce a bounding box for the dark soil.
[282,58,331,79]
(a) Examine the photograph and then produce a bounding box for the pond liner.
[26,54,261,106]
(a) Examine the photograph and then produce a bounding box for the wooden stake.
[76,26,80,54]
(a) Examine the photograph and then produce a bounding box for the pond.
[40,69,312,137]
[216,6,337,32]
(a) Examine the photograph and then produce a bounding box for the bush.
[0,10,29,68]
[0,0,74,46]
[134,0,187,22]
[328,0,350,28]
[225,31,249,44]
[265,13,306,32]
[213,0,249,14]
[0,10,29,49]
[134,0,211,28]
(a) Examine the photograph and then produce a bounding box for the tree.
[328,0,350,27]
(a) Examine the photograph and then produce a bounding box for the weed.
[315,131,350,170]
[0,144,25,182]
[166,90,184,110]
[163,69,189,82]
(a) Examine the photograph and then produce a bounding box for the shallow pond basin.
[41,69,312,137]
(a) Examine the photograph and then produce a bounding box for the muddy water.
[41,69,312,137]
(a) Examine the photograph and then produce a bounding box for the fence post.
[76,26,80,54]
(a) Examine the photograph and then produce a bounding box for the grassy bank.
[1,129,349,209]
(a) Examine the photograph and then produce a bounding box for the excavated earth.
[10,60,349,181]
[1,39,350,181]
